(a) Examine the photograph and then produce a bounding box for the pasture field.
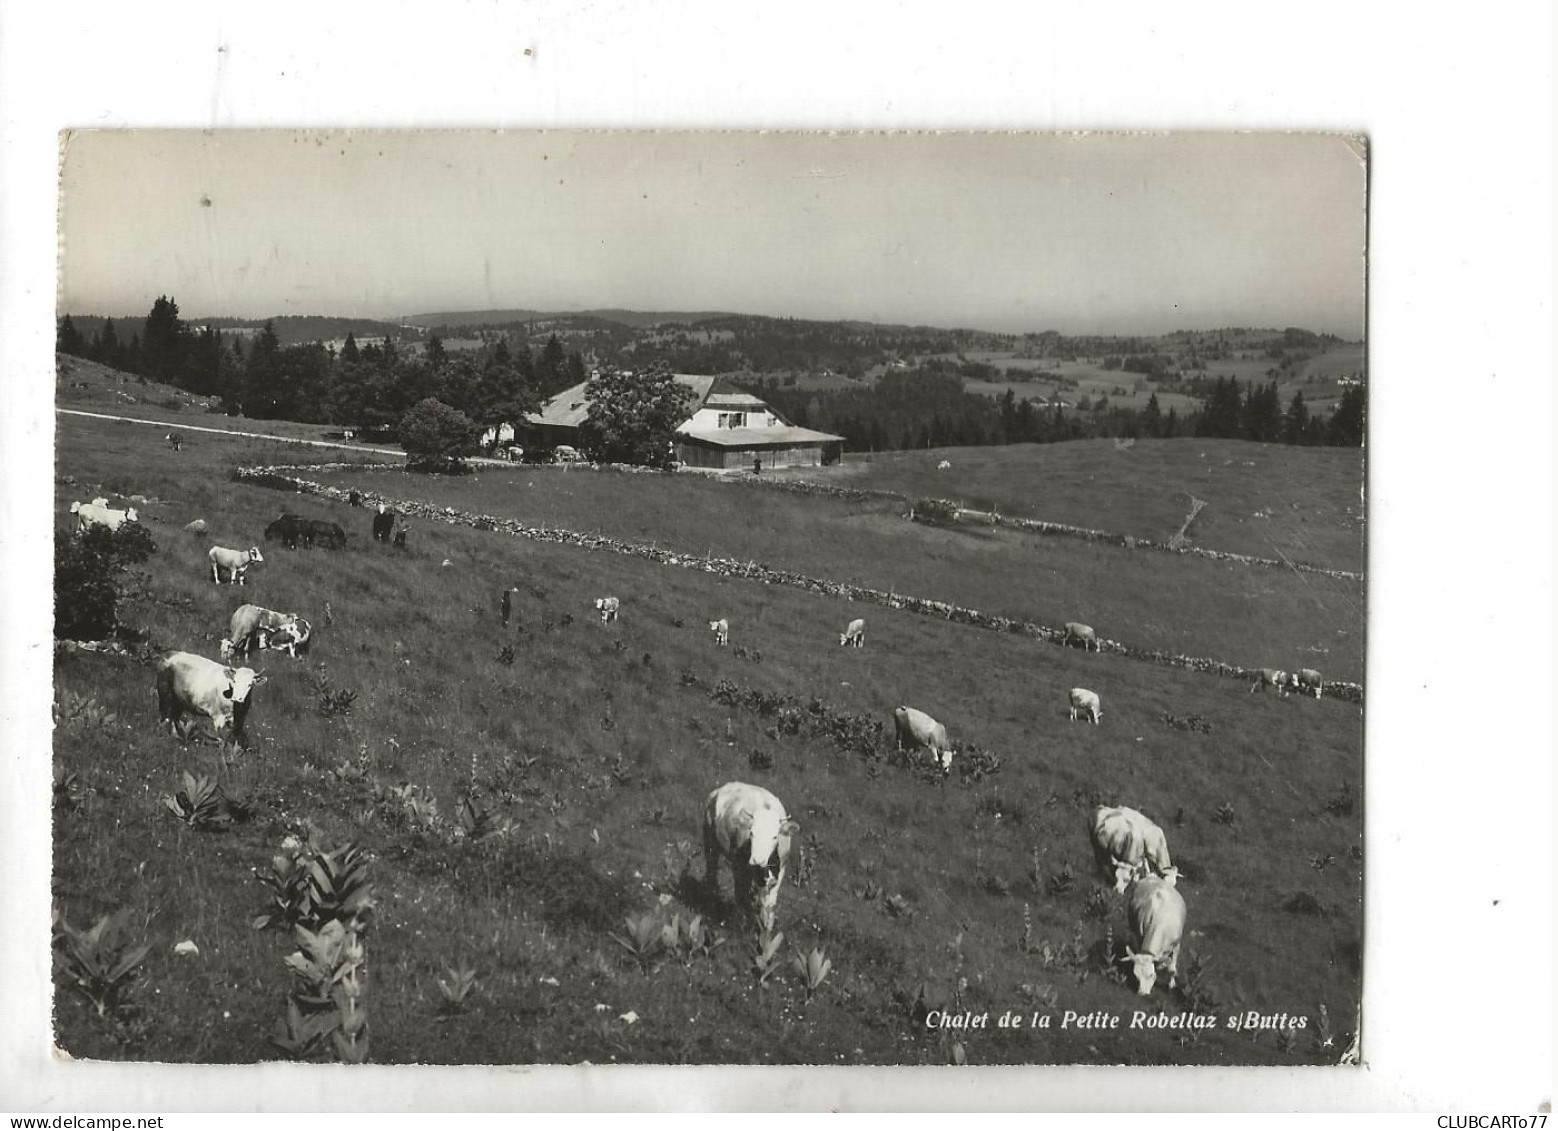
[314,460,1364,681]
[51,412,1363,1065]
[816,438,1367,575]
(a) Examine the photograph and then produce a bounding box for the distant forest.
[758,368,1363,451]
[56,298,585,435]
[56,299,1364,450]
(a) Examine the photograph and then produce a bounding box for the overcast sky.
[58,130,1366,337]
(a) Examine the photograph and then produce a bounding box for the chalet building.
[522,374,844,470]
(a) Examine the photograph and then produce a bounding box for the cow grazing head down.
[745,809,799,932]
[1123,947,1162,996]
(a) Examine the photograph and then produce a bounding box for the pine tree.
[142,295,186,385]
[1283,389,1310,445]
[1328,384,1365,446]
[341,332,360,365]
[424,334,447,371]
[57,314,86,356]
[1141,391,1162,438]
[95,319,121,367]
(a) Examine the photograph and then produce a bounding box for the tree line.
[758,370,1364,451]
[57,297,588,438]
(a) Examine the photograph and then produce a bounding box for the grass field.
[815,438,1366,575]
[310,457,1365,681]
[50,409,1364,1065]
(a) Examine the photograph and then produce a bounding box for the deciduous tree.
[581,363,696,469]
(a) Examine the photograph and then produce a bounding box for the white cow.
[1069,687,1102,724]
[839,618,866,648]
[893,706,953,776]
[155,651,266,741]
[936,460,951,470]
[1295,668,1324,699]
[1123,876,1187,996]
[208,545,264,585]
[708,618,729,646]
[1089,806,1178,893]
[1063,622,1100,652]
[595,596,620,623]
[70,500,139,533]
[703,781,799,933]
[1250,668,1297,697]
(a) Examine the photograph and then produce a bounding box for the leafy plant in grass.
[254,837,375,934]
[1177,951,1220,1014]
[162,771,231,831]
[1046,863,1076,898]
[436,963,479,1018]
[52,907,152,1020]
[791,946,833,1000]
[274,919,370,1063]
[53,768,86,813]
[752,929,786,986]
[53,691,120,730]
[661,912,721,963]
[455,795,513,842]
[1213,802,1237,826]
[610,912,667,970]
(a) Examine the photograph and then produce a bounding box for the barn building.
[522,374,844,470]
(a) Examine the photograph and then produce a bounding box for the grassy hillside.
[50,412,1364,1065]
[814,438,1366,574]
[310,453,1364,681]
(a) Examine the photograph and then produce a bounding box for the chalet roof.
[678,425,844,448]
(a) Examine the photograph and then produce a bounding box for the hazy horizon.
[58,131,1367,339]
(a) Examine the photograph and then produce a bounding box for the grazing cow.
[264,513,313,549]
[208,545,264,585]
[155,651,266,741]
[1069,687,1102,724]
[1089,806,1178,893]
[220,604,299,661]
[893,706,953,776]
[348,490,363,507]
[595,596,620,623]
[501,586,519,627]
[307,519,347,550]
[392,525,408,551]
[1123,876,1187,996]
[702,782,799,933]
[165,432,182,451]
[936,459,951,470]
[1063,622,1100,652]
[1295,668,1324,699]
[70,500,139,533]
[709,618,729,646]
[839,617,866,648]
[1250,668,1297,697]
[372,504,395,543]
